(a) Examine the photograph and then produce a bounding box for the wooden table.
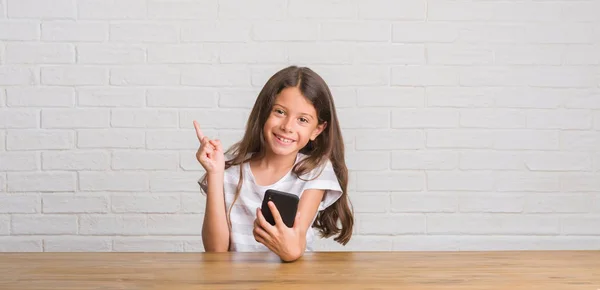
[0,251,599,289]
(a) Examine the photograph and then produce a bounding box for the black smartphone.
[261,189,299,228]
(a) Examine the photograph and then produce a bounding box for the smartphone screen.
[261,189,299,228]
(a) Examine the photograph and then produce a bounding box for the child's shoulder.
[296,153,335,179]
[222,152,252,174]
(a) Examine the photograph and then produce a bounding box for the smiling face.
[263,86,326,158]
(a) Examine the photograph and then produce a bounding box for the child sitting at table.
[195,65,354,262]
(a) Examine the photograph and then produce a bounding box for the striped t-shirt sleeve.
[302,160,343,211]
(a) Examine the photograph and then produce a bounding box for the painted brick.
[358,0,425,20]
[218,89,259,108]
[524,193,592,213]
[78,0,146,19]
[42,195,109,213]
[148,44,217,64]
[561,131,600,151]
[392,66,459,86]
[41,66,107,86]
[0,21,39,41]
[147,214,202,235]
[0,152,39,171]
[459,151,524,170]
[79,172,149,192]
[392,151,458,170]
[427,214,560,235]
[0,109,39,128]
[110,66,180,86]
[7,172,75,192]
[181,21,250,42]
[561,173,600,192]
[427,171,494,191]
[356,171,424,191]
[149,172,202,192]
[44,237,111,252]
[426,129,494,149]
[7,130,74,150]
[356,130,424,150]
[42,21,107,42]
[42,151,110,170]
[289,0,357,19]
[351,192,389,213]
[7,87,74,107]
[460,109,526,128]
[357,88,424,108]
[78,44,145,64]
[321,22,391,42]
[180,109,248,129]
[0,66,36,85]
[338,109,389,129]
[147,0,216,20]
[147,88,218,108]
[112,151,178,170]
[146,130,204,150]
[524,152,592,171]
[253,22,318,41]
[111,109,178,128]
[458,193,524,213]
[287,43,352,64]
[12,214,77,235]
[78,88,145,108]
[0,194,40,213]
[346,152,390,171]
[6,43,75,64]
[495,172,561,192]
[79,215,146,235]
[42,109,109,128]
[391,192,457,213]
[112,194,181,213]
[109,23,178,43]
[392,109,459,128]
[219,0,285,20]
[0,237,42,252]
[77,129,145,149]
[359,214,426,234]
[181,66,249,87]
[7,0,76,19]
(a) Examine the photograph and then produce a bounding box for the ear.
[310,121,327,141]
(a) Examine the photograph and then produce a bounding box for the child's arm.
[201,173,230,252]
[295,188,326,243]
[193,120,229,252]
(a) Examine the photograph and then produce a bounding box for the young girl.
[195,66,353,262]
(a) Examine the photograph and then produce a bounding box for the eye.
[274,108,285,115]
[299,117,309,123]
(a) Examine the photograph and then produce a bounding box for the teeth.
[276,135,293,143]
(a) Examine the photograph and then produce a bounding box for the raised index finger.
[193,120,204,141]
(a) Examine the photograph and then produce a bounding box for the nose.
[281,116,294,133]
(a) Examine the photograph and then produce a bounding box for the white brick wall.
[0,0,599,253]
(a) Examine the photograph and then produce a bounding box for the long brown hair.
[201,65,354,245]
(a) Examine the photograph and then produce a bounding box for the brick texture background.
[0,0,599,252]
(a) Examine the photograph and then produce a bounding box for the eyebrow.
[273,103,316,120]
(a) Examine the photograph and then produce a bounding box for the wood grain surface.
[0,251,599,289]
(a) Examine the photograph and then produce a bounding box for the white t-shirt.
[199,152,343,252]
